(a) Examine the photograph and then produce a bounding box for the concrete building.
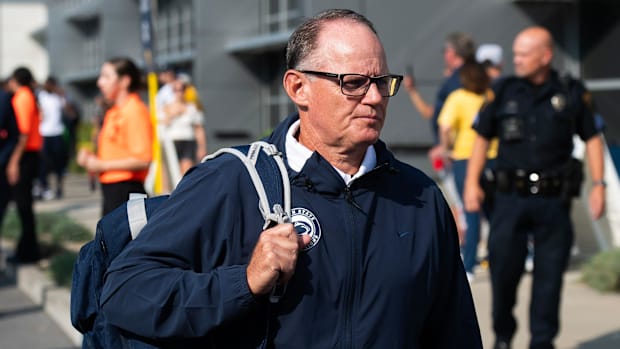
[0,1,48,82]
[38,0,618,157]
[35,0,620,251]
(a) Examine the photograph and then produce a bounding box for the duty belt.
[495,169,564,197]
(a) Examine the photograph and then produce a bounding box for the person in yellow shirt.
[437,60,498,281]
[77,57,153,215]
[177,73,204,111]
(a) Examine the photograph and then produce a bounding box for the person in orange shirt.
[77,57,153,216]
[6,66,43,263]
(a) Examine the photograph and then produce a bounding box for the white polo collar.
[285,120,376,185]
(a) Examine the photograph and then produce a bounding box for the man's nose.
[363,81,383,102]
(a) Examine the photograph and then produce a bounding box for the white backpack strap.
[127,193,148,240]
[203,141,290,226]
[203,142,291,303]
[204,146,272,220]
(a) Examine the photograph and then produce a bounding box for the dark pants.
[489,192,573,349]
[101,181,146,216]
[10,151,41,262]
[39,135,68,191]
[0,163,10,234]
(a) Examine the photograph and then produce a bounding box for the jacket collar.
[265,113,397,194]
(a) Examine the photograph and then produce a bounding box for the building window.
[70,18,101,72]
[263,50,295,130]
[261,0,302,33]
[257,0,303,130]
[84,21,101,71]
[155,0,194,57]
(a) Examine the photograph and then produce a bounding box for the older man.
[464,26,605,349]
[101,9,482,348]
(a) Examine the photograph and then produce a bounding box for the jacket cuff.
[219,265,257,313]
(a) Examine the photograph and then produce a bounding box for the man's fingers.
[247,223,307,296]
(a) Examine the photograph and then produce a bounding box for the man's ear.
[283,70,309,107]
[541,47,553,67]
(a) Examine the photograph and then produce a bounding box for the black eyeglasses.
[298,70,403,97]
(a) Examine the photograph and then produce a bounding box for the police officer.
[463,26,605,349]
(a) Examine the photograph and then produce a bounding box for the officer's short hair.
[445,32,476,61]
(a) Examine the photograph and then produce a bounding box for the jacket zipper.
[342,185,358,349]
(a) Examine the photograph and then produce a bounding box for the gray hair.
[445,32,476,60]
[286,9,377,69]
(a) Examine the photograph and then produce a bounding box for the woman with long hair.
[437,59,498,281]
[161,78,207,177]
[77,57,153,215]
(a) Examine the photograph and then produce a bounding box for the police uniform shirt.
[473,70,600,171]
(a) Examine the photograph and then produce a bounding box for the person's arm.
[100,159,307,338]
[585,134,605,219]
[438,125,453,156]
[403,75,434,119]
[437,92,460,161]
[6,134,27,185]
[78,153,151,173]
[194,124,208,161]
[463,136,490,212]
[190,105,207,160]
[420,188,483,348]
[7,91,35,185]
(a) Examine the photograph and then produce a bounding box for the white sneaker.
[42,189,55,201]
[525,255,534,273]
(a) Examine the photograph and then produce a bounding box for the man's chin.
[357,130,381,145]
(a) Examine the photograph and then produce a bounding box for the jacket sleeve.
[100,159,263,339]
[0,92,19,165]
[420,187,483,348]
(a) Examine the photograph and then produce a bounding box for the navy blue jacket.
[101,114,482,348]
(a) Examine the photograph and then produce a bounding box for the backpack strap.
[203,141,291,227]
[203,141,290,303]
[127,193,149,240]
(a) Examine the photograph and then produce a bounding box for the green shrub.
[50,217,92,243]
[2,208,91,288]
[1,209,91,243]
[49,251,78,287]
[1,210,20,240]
[37,212,62,233]
[581,248,620,293]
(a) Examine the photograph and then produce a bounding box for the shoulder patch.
[582,91,593,108]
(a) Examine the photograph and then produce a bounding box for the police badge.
[551,94,566,112]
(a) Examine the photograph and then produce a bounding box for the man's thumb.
[298,233,312,249]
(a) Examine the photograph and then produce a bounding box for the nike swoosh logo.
[398,231,412,238]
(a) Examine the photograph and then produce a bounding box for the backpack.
[70,141,291,349]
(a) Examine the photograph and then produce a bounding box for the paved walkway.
[1,173,620,348]
[470,268,620,349]
[0,270,77,349]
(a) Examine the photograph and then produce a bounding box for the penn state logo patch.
[291,207,321,251]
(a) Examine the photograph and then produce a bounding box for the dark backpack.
[70,141,291,348]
